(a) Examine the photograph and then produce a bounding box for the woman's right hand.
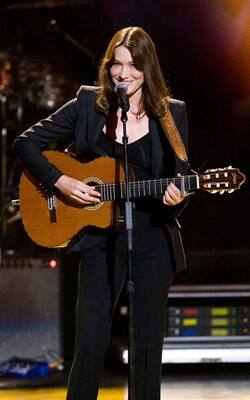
[54,175,101,205]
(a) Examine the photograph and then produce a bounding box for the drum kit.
[0,0,96,250]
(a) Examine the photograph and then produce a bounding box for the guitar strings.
[95,175,199,201]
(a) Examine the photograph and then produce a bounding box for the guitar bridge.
[47,194,57,223]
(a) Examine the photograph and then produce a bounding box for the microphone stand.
[120,104,135,400]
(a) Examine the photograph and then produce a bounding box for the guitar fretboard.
[96,175,199,202]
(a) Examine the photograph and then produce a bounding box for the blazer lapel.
[149,117,165,178]
[87,109,106,156]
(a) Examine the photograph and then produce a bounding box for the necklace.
[129,109,146,118]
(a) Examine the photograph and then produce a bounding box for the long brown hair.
[96,26,171,117]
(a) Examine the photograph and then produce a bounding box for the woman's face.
[110,45,144,99]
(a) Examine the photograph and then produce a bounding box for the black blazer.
[13,85,189,272]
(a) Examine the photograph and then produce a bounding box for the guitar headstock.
[199,166,246,194]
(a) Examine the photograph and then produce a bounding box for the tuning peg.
[228,189,235,193]
[210,190,217,194]
[219,190,225,195]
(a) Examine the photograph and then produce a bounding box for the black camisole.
[96,132,166,231]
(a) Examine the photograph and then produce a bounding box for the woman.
[13,27,189,400]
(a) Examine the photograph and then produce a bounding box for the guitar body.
[19,150,246,248]
[19,151,126,248]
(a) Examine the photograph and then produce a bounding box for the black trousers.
[66,228,174,400]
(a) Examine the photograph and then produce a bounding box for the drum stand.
[0,93,8,261]
[0,94,7,213]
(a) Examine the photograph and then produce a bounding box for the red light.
[184,308,198,317]
[49,259,58,269]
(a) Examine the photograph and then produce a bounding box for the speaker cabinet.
[0,254,62,363]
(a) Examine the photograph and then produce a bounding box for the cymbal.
[5,0,94,9]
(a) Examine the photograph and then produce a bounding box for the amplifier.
[0,253,62,363]
[1,253,60,269]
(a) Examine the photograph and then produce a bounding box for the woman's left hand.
[163,173,186,206]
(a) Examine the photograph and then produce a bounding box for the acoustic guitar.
[18,151,246,248]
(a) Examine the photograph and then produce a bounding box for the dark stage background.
[0,0,249,365]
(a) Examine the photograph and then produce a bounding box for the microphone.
[114,82,130,112]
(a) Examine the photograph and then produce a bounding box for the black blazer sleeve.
[168,99,189,219]
[12,96,78,190]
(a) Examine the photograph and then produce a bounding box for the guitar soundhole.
[83,177,104,211]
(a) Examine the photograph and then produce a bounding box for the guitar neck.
[96,174,199,202]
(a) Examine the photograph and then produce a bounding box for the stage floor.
[1,367,250,400]
[1,384,250,400]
